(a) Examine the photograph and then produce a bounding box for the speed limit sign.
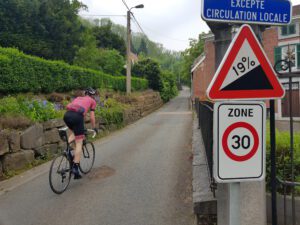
[214,102,266,183]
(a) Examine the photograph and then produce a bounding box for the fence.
[194,98,216,193]
[272,58,300,225]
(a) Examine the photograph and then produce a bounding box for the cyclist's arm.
[90,110,96,128]
[90,99,97,129]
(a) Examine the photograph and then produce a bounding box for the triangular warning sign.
[207,24,285,100]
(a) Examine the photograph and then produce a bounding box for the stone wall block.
[44,128,60,144]
[2,150,34,172]
[0,131,9,156]
[7,131,21,152]
[58,141,66,150]
[43,119,65,130]
[34,144,58,157]
[21,124,44,149]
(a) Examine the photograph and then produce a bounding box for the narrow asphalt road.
[0,88,194,225]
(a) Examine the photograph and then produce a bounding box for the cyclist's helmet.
[85,87,96,96]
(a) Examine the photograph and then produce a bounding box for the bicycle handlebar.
[85,129,97,138]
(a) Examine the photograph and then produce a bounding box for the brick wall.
[192,39,215,101]
[262,27,278,66]
[262,27,278,110]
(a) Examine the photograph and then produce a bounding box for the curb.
[0,161,51,196]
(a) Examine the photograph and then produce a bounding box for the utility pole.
[126,10,131,94]
[125,4,144,94]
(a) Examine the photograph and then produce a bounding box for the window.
[281,24,296,36]
[282,82,299,90]
[274,44,300,71]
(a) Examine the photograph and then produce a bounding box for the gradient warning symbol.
[207,24,285,100]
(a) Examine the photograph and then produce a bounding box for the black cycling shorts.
[63,111,84,140]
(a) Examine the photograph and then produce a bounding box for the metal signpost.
[201,0,292,25]
[206,24,285,225]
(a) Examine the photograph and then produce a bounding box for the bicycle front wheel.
[49,154,71,194]
[79,142,95,174]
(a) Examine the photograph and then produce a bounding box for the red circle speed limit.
[222,122,259,162]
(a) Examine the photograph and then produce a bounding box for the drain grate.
[87,166,115,180]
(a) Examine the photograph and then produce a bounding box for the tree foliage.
[180,34,206,85]
[92,20,126,56]
[132,58,161,91]
[0,0,87,63]
[137,38,148,55]
[96,49,124,76]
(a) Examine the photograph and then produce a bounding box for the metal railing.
[195,98,216,194]
[272,57,300,225]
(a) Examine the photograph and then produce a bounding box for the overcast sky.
[79,0,300,52]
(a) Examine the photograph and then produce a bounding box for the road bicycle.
[49,127,96,194]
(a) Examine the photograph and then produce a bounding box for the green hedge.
[266,128,300,195]
[0,47,148,94]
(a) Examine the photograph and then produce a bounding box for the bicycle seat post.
[58,127,70,149]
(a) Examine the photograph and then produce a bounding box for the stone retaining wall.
[123,91,163,124]
[0,91,163,179]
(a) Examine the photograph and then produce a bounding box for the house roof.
[191,53,206,73]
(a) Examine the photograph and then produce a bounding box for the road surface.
[0,88,193,225]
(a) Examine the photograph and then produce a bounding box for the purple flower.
[42,100,48,106]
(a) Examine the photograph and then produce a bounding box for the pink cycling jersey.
[66,96,96,116]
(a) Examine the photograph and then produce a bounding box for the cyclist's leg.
[68,130,75,145]
[72,115,85,179]
[72,137,83,179]
[73,138,83,163]
[63,110,85,179]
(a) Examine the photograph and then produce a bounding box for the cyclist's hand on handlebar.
[93,128,99,134]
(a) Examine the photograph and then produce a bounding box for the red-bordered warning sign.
[214,102,266,183]
[207,24,285,100]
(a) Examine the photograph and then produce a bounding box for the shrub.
[159,70,178,102]
[0,47,148,94]
[132,58,161,91]
[95,98,126,125]
[0,96,64,122]
[266,128,300,195]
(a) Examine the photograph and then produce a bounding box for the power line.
[80,14,126,17]
[141,26,188,42]
[131,15,146,36]
[121,0,130,11]
[120,0,186,42]
[121,0,146,36]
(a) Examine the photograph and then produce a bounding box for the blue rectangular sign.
[202,0,292,25]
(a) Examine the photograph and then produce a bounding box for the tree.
[132,58,161,90]
[73,30,100,70]
[97,49,124,76]
[180,33,206,85]
[160,70,178,102]
[137,38,148,55]
[93,20,126,56]
[0,0,87,63]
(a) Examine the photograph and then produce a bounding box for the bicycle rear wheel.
[49,154,71,194]
[79,142,95,174]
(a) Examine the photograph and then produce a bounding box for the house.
[268,5,300,119]
[191,33,215,102]
[192,4,300,120]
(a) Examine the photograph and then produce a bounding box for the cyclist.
[63,87,98,179]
